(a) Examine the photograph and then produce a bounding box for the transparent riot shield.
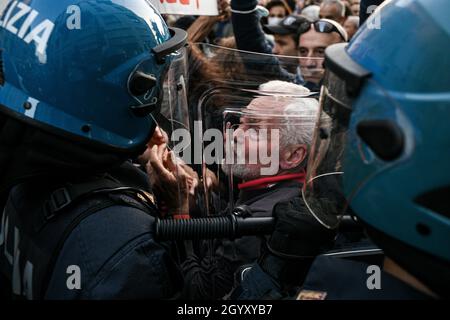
[182,43,324,217]
[221,94,320,215]
[189,42,325,89]
[163,44,322,215]
[301,71,351,229]
[156,46,190,148]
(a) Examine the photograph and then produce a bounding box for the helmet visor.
[302,70,354,229]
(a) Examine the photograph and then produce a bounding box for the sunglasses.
[298,20,347,41]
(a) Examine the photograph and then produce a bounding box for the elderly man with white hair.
[223,80,318,182]
[181,81,320,300]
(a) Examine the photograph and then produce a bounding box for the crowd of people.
[0,0,448,301]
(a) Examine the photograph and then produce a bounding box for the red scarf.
[238,171,306,191]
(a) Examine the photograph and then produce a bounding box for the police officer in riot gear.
[233,0,450,299]
[0,0,188,299]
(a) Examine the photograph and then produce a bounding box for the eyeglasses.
[298,20,348,42]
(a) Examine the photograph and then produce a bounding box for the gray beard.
[221,163,263,180]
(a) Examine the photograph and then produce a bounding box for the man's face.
[224,98,284,180]
[298,27,342,84]
[269,5,287,19]
[319,4,345,25]
[351,0,360,16]
[224,97,308,180]
[343,18,358,40]
[273,34,297,56]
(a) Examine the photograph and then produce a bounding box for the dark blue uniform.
[297,255,430,300]
[0,163,183,300]
[234,255,430,300]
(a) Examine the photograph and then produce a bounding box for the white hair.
[346,15,360,28]
[301,5,320,21]
[282,99,319,148]
[321,0,346,17]
[258,80,319,150]
[259,80,311,95]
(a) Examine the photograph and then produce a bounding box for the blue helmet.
[303,0,450,296]
[0,0,187,155]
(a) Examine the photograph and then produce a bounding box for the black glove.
[258,197,337,289]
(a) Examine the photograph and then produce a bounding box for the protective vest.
[0,164,158,299]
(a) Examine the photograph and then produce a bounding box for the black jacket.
[181,180,302,300]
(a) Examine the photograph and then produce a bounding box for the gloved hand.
[258,196,337,289]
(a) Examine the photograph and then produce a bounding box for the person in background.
[214,0,235,40]
[341,0,355,17]
[297,19,348,91]
[174,0,231,44]
[300,5,320,21]
[263,15,313,72]
[343,15,360,40]
[350,0,361,16]
[294,0,306,14]
[231,0,305,85]
[266,0,293,25]
[319,0,346,25]
[184,0,231,44]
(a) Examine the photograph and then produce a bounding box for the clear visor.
[129,47,190,146]
[302,70,353,229]
[302,71,418,230]
[131,48,190,213]
[159,47,190,140]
